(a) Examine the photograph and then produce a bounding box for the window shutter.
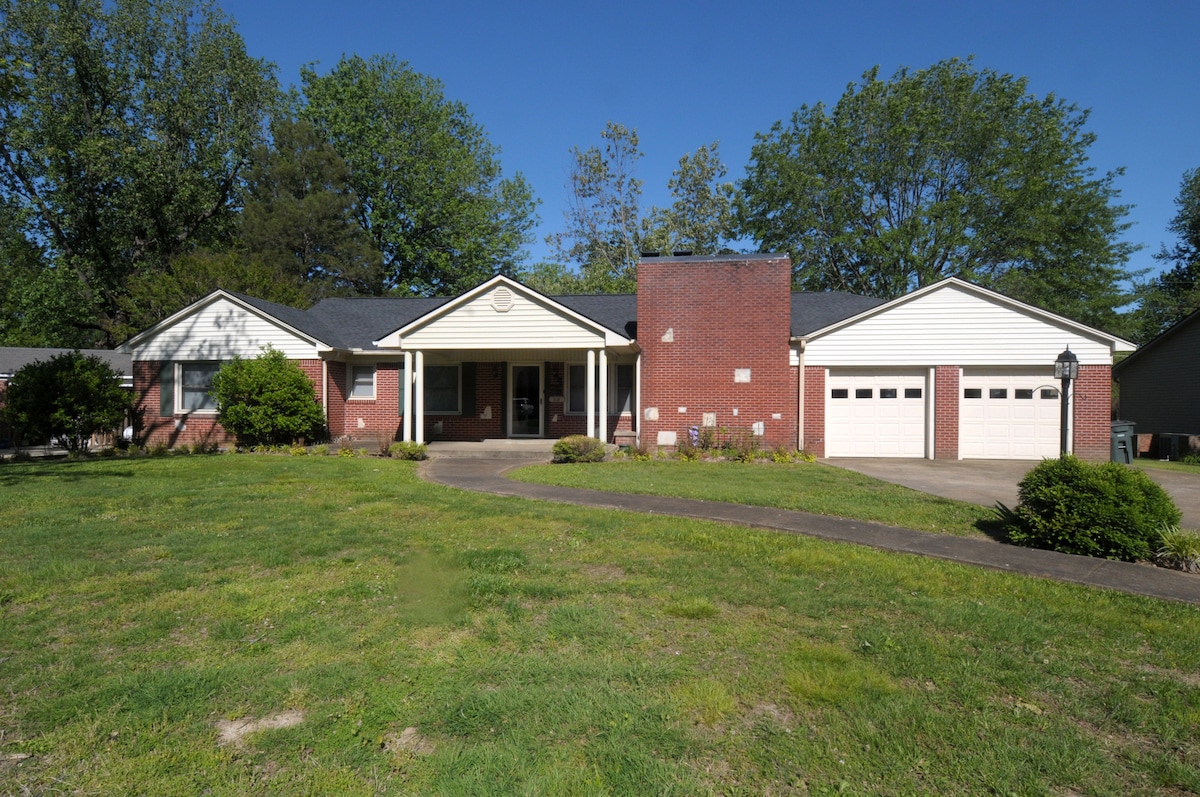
[461,363,477,418]
[499,363,507,436]
[160,362,174,416]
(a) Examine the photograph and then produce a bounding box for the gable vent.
[491,287,514,313]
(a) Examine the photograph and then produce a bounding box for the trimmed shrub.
[388,441,428,461]
[210,347,326,447]
[552,435,606,463]
[1005,456,1181,561]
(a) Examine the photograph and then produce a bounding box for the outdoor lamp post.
[1054,347,1079,457]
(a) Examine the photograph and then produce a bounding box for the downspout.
[322,359,329,427]
[795,340,805,451]
[634,348,642,448]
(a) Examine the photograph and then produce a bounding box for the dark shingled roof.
[791,292,888,337]
[306,296,452,349]
[205,286,885,350]
[0,347,131,377]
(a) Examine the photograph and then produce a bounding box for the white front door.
[825,371,927,458]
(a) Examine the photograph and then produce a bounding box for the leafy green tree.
[0,0,277,345]
[1132,168,1200,341]
[737,58,1134,331]
[547,122,644,293]
[300,55,538,296]
[641,142,736,257]
[2,351,131,453]
[210,348,326,447]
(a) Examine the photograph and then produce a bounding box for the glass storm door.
[510,364,542,437]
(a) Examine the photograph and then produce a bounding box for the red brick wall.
[637,255,796,451]
[135,359,325,448]
[802,366,825,457]
[935,366,960,460]
[1073,364,1111,461]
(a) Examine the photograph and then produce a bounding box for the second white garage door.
[826,371,927,458]
[960,369,1060,460]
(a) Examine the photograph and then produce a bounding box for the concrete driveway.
[827,458,1200,529]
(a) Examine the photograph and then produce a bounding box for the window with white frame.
[178,362,220,413]
[566,362,634,414]
[424,365,460,414]
[349,364,376,399]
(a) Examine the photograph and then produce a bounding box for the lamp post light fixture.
[1054,347,1079,457]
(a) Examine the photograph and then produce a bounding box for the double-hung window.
[566,362,634,414]
[424,365,460,414]
[179,362,220,413]
[349,365,376,399]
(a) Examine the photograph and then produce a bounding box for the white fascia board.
[373,274,633,348]
[803,277,1137,351]
[117,289,329,353]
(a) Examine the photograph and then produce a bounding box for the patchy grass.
[0,456,1197,795]
[512,459,994,536]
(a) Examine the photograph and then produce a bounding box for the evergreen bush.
[1004,455,1181,561]
[551,435,606,463]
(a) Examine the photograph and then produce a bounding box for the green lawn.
[512,459,994,537]
[1,455,1197,795]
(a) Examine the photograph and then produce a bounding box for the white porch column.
[402,352,413,442]
[414,351,425,445]
[586,349,596,439]
[598,349,608,443]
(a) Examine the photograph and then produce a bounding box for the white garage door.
[960,369,1060,460]
[826,371,927,458]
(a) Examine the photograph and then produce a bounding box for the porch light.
[1054,347,1078,457]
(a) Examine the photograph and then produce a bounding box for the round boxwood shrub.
[1005,455,1181,561]
[551,435,606,463]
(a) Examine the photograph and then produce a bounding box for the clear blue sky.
[221,0,1198,285]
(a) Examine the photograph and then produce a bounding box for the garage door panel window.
[855,388,873,398]
[964,388,982,399]
[990,388,1007,399]
[880,388,897,398]
[1041,388,1059,399]
[1016,389,1033,399]
[831,389,848,398]
[905,388,922,398]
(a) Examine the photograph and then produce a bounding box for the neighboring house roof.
[0,347,132,380]
[1112,305,1200,376]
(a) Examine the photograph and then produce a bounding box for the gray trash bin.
[1111,420,1135,464]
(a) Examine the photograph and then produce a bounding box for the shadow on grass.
[0,457,141,486]
[974,502,1017,544]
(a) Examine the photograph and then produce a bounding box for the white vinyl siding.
[132,298,320,360]
[960,369,1061,459]
[805,283,1114,367]
[399,287,608,350]
[825,371,927,458]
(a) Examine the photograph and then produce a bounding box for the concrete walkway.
[421,456,1200,607]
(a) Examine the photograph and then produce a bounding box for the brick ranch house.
[117,253,1134,460]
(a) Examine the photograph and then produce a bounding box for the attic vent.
[491,287,514,313]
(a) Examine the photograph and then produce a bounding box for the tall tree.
[736,58,1134,330]
[300,55,538,296]
[238,116,383,298]
[1132,168,1200,341]
[641,141,736,256]
[547,122,644,293]
[0,0,277,345]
